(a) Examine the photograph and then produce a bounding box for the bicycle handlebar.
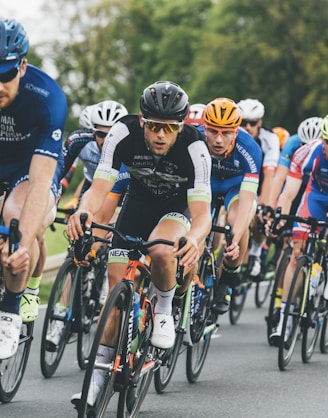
[270,207,328,236]
[211,223,234,246]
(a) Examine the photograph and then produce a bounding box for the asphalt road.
[1,285,328,418]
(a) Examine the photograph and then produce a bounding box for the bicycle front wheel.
[78,281,130,418]
[266,245,291,345]
[117,286,156,417]
[154,298,184,394]
[0,321,34,403]
[40,257,77,378]
[229,267,250,325]
[278,258,305,371]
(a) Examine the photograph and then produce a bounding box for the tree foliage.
[46,0,328,133]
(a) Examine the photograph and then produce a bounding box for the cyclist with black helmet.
[237,99,280,278]
[0,19,67,359]
[68,80,212,407]
[202,98,263,315]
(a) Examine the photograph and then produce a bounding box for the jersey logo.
[52,129,62,141]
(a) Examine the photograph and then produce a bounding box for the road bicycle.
[229,206,280,325]
[40,213,108,378]
[0,218,34,403]
[270,210,328,371]
[154,203,233,392]
[74,216,186,418]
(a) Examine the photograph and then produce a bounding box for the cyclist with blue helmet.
[0,19,67,360]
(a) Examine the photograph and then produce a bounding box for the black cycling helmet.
[0,19,29,72]
[140,81,189,122]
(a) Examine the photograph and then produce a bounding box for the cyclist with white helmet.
[0,19,67,359]
[237,98,280,277]
[185,103,206,128]
[268,115,328,345]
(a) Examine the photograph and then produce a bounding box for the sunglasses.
[142,117,183,134]
[241,120,258,127]
[94,130,108,139]
[205,125,237,136]
[0,62,22,83]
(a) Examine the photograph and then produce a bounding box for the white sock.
[249,240,262,257]
[92,345,115,387]
[154,286,176,315]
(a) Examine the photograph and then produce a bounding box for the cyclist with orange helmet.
[203,98,262,315]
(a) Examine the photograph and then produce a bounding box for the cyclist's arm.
[267,164,289,209]
[231,189,256,246]
[276,175,302,215]
[258,166,276,205]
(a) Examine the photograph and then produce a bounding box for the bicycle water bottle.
[133,292,140,338]
[309,262,322,297]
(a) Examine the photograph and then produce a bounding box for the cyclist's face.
[93,125,111,150]
[0,60,27,108]
[205,127,237,156]
[140,114,183,156]
[242,119,262,139]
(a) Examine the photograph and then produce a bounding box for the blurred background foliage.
[29,0,328,135]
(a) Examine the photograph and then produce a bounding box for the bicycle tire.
[117,285,156,417]
[320,312,328,353]
[186,270,215,383]
[40,257,77,378]
[266,245,292,345]
[229,267,250,325]
[153,298,184,394]
[255,241,277,308]
[0,321,34,403]
[278,257,306,371]
[301,274,325,363]
[78,281,130,418]
[77,265,101,370]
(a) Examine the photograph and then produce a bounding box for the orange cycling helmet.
[204,98,242,128]
[272,126,290,150]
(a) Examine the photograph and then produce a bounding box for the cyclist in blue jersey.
[202,98,262,315]
[268,117,323,210]
[0,19,67,359]
[68,80,212,408]
[269,116,328,345]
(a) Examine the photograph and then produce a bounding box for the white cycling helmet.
[185,103,206,126]
[91,100,128,128]
[237,98,265,120]
[79,105,95,129]
[297,117,323,144]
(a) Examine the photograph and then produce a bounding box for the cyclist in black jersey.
[68,81,212,406]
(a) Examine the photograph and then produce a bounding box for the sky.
[1,0,52,45]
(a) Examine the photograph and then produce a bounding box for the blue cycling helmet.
[0,19,29,73]
[140,81,189,122]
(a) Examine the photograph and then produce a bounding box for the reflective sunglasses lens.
[143,119,180,133]
[0,67,19,83]
[94,130,108,138]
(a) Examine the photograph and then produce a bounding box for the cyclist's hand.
[66,210,93,240]
[174,235,199,268]
[1,243,29,275]
[0,235,5,251]
[223,241,240,261]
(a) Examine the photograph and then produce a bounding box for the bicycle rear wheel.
[154,298,184,394]
[320,311,328,353]
[266,245,291,345]
[186,275,216,383]
[255,241,278,308]
[0,321,34,403]
[302,279,325,363]
[77,266,101,370]
[40,257,77,378]
[278,258,305,371]
[229,266,250,325]
[117,286,156,417]
[78,281,130,418]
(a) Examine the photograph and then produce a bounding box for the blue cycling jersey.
[0,64,67,195]
[278,134,302,168]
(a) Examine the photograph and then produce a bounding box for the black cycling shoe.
[211,282,232,315]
